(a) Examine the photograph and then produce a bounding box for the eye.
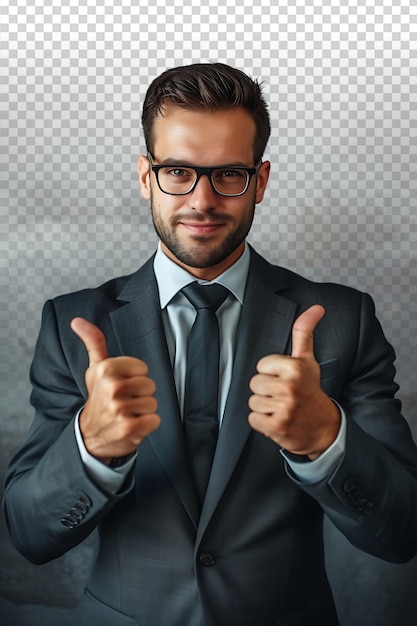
[217,169,246,179]
[162,167,196,179]
[167,168,187,177]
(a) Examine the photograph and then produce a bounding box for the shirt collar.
[153,242,250,309]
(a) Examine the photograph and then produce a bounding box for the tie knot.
[182,283,229,312]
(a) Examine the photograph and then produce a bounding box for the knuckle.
[129,396,158,416]
[95,358,117,379]
[278,411,293,429]
[112,380,130,400]
[285,381,299,399]
[117,420,135,441]
[277,394,298,417]
[108,397,123,416]
[268,379,281,396]
[289,360,304,380]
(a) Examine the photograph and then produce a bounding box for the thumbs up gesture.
[70,317,160,465]
[248,305,340,459]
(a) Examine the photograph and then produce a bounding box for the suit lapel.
[109,258,200,526]
[198,250,298,539]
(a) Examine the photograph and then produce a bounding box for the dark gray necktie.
[181,282,229,505]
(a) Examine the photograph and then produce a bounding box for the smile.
[179,222,225,235]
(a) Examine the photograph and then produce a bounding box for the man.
[4,63,417,626]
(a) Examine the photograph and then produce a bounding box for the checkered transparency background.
[1,1,416,625]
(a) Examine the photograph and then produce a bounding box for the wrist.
[307,397,341,460]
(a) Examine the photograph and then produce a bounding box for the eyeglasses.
[149,154,261,197]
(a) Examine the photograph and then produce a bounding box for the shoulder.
[43,256,156,330]
[53,273,132,308]
[53,256,154,308]
[249,246,366,309]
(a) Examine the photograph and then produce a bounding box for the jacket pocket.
[73,588,137,626]
[319,357,339,381]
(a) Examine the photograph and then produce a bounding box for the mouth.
[178,220,226,236]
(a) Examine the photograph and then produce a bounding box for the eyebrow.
[155,157,252,168]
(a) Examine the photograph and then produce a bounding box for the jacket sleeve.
[2,299,133,565]
[287,292,417,563]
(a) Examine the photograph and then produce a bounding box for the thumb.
[70,317,108,366]
[291,304,325,359]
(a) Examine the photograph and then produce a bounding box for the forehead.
[152,105,256,165]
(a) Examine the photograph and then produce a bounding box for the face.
[138,105,270,280]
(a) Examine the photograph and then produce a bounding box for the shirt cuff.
[74,408,137,494]
[280,401,346,485]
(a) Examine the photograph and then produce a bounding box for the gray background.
[1,0,416,624]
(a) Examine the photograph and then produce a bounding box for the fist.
[248,305,340,459]
[71,317,160,464]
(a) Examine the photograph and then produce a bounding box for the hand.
[71,317,160,464]
[248,305,340,460]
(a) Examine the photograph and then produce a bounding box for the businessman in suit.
[4,63,417,626]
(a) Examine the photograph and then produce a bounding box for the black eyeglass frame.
[148,154,262,197]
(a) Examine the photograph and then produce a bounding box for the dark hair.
[142,63,271,162]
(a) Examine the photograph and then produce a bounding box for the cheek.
[152,193,184,219]
[235,194,256,220]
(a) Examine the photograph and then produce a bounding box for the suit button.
[79,493,92,508]
[350,491,362,506]
[74,500,88,514]
[199,552,215,567]
[357,498,368,512]
[60,516,75,528]
[365,501,375,514]
[343,478,357,493]
[70,507,84,521]
[67,514,80,526]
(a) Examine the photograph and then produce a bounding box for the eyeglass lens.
[157,166,249,196]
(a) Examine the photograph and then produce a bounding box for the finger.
[291,304,325,359]
[248,393,281,415]
[114,375,156,399]
[253,355,294,378]
[249,372,289,396]
[123,412,161,440]
[71,317,108,366]
[99,358,150,380]
[120,395,159,417]
[248,412,275,439]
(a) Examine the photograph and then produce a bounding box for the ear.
[255,160,270,204]
[138,154,151,200]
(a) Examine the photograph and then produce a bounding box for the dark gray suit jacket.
[4,247,417,626]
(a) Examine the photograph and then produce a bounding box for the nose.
[188,173,218,211]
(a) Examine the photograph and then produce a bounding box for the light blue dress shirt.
[75,242,346,492]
